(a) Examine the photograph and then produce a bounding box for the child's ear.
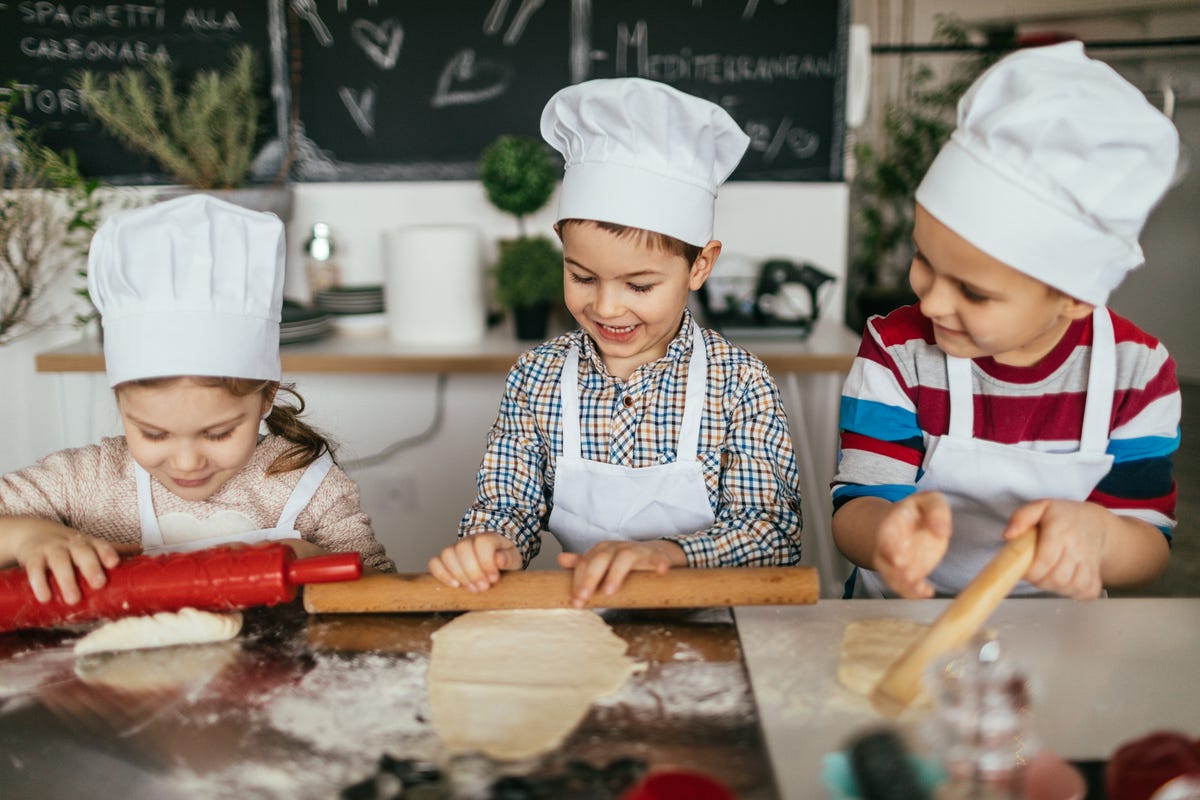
[262,383,279,417]
[688,240,722,291]
[1060,294,1095,321]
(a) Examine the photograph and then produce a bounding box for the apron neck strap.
[276,451,335,531]
[676,324,707,460]
[1080,307,1116,453]
[559,348,582,458]
[946,356,975,438]
[134,463,165,547]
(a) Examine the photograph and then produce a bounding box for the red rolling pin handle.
[0,543,362,633]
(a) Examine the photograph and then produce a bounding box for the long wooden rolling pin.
[870,527,1038,717]
[304,566,819,613]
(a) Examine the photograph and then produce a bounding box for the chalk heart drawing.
[351,18,403,70]
[432,48,514,108]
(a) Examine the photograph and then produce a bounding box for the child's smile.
[910,205,1093,367]
[559,222,712,381]
[116,378,269,501]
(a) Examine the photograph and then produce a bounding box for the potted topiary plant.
[479,134,557,238]
[71,45,291,220]
[479,134,561,339]
[494,235,564,340]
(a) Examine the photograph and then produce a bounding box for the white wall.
[1,180,850,575]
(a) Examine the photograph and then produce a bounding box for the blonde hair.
[559,218,703,267]
[115,376,334,476]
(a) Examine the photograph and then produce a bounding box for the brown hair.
[116,376,335,476]
[559,219,703,267]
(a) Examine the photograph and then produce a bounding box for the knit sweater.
[0,434,395,572]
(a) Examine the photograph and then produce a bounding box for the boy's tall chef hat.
[916,42,1179,306]
[540,78,751,247]
[88,194,285,387]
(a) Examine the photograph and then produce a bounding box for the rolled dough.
[837,618,929,697]
[75,640,239,692]
[427,609,639,761]
[73,608,243,656]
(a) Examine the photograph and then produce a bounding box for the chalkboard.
[292,0,848,182]
[0,1,280,184]
[1,0,847,183]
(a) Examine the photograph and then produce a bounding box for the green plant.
[73,45,262,190]
[0,102,107,343]
[479,135,557,237]
[850,17,1004,318]
[494,235,563,309]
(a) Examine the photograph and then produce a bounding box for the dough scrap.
[73,608,243,656]
[428,609,639,761]
[837,618,929,697]
[75,640,239,692]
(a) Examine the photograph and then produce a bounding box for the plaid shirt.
[459,309,803,567]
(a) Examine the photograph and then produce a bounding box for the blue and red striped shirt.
[834,304,1179,537]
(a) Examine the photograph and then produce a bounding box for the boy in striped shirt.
[833,43,1181,599]
[429,79,803,606]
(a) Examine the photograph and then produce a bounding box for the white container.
[383,225,485,346]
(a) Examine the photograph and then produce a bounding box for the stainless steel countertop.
[735,598,1200,800]
[0,604,774,799]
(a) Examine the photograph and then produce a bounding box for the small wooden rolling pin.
[304,566,819,613]
[870,527,1039,717]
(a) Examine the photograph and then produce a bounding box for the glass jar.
[305,222,341,295]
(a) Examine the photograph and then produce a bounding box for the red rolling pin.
[0,543,361,633]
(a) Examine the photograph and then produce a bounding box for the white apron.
[136,451,335,554]
[854,308,1116,598]
[548,324,716,553]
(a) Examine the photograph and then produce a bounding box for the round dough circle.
[427,609,639,761]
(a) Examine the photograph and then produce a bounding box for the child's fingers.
[427,556,461,588]
[437,547,473,589]
[44,548,82,605]
[913,493,952,539]
[571,551,615,608]
[599,549,644,597]
[557,552,580,568]
[69,544,110,591]
[1004,500,1049,539]
[23,558,53,604]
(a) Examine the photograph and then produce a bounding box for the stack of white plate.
[313,285,385,316]
[280,302,332,345]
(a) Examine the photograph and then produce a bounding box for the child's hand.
[428,533,521,591]
[1004,500,1106,599]
[9,519,122,605]
[557,540,687,608]
[874,492,953,599]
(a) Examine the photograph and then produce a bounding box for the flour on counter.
[594,661,754,721]
[169,650,440,800]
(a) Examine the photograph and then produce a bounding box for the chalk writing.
[431,48,514,109]
[351,18,402,69]
[338,85,376,136]
[3,0,845,182]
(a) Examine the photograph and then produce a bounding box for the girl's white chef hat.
[915,41,1179,306]
[540,78,750,247]
[88,194,285,387]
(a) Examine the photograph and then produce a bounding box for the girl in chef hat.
[0,194,394,604]
[429,78,803,606]
[833,42,1181,600]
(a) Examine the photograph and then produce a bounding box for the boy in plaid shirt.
[429,79,802,606]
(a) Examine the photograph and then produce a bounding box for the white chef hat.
[915,41,1179,306]
[88,193,285,387]
[540,78,751,247]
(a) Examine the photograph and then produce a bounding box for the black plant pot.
[512,302,551,341]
